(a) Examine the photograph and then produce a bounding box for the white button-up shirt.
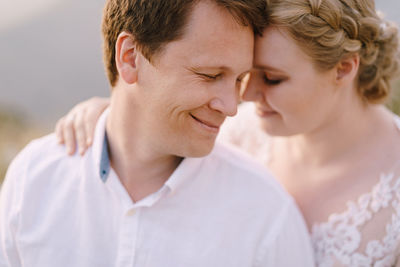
[0,111,314,267]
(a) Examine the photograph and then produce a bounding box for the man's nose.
[209,83,239,117]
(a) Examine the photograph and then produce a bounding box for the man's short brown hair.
[102,0,267,86]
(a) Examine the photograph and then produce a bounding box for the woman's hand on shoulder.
[55,97,110,156]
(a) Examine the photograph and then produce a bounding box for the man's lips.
[190,114,222,131]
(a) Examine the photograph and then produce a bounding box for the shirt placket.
[116,207,140,267]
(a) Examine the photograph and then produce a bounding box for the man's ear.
[335,53,360,86]
[115,32,138,84]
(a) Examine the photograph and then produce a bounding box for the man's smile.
[190,113,223,133]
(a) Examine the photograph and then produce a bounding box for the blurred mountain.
[0,107,42,182]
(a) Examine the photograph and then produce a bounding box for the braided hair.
[265,0,400,103]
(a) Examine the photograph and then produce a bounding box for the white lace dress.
[218,103,400,267]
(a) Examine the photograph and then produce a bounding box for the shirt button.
[126,209,136,216]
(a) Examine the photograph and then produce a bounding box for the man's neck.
[105,92,182,203]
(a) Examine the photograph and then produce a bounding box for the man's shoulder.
[6,133,81,188]
[23,133,66,153]
[205,142,292,204]
[195,142,302,235]
[16,133,76,167]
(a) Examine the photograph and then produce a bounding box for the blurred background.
[1,0,400,183]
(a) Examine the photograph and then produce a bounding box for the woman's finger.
[63,115,77,155]
[74,111,88,156]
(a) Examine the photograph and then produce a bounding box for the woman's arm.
[55,97,110,155]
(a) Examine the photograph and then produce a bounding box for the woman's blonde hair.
[266,0,400,103]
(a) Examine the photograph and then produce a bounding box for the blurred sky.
[0,0,108,127]
[0,0,399,128]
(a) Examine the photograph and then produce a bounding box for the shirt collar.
[164,156,203,193]
[92,108,111,183]
[395,115,400,132]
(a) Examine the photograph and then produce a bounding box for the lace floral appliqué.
[311,173,400,267]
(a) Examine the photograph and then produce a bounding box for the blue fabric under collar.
[99,131,111,183]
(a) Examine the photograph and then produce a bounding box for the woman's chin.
[257,116,297,137]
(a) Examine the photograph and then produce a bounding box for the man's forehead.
[153,1,254,73]
[183,1,251,41]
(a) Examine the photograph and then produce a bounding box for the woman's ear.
[115,32,138,84]
[335,53,360,85]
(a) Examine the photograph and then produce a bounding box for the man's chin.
[178,141,215,158]
[189,148,213,158]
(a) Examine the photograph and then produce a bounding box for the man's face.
[133,1,254,157]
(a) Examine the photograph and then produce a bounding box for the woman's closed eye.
[263,74,284,86]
